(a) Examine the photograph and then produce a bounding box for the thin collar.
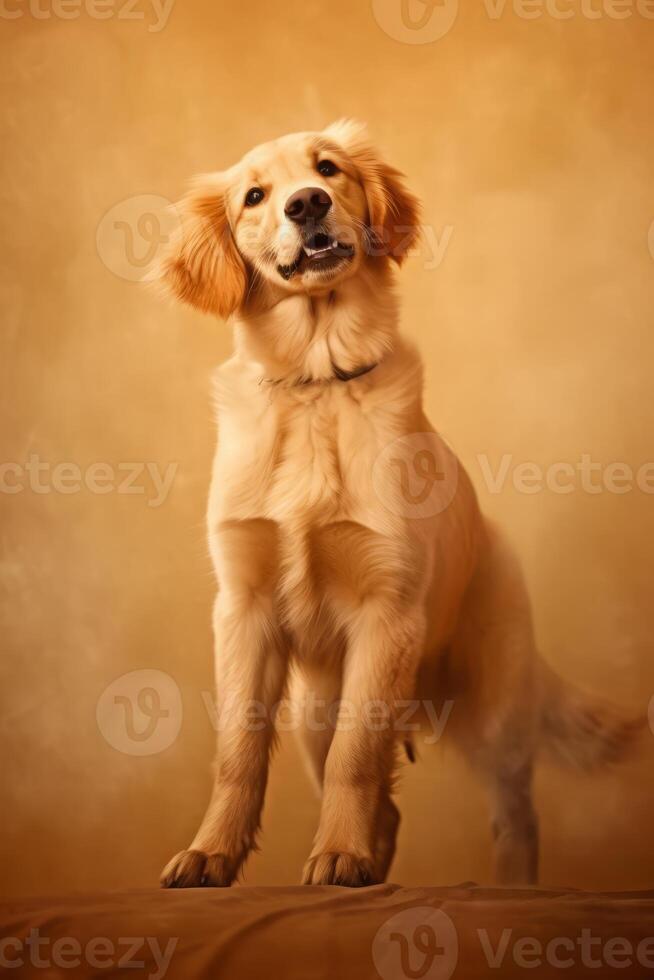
[262,361,379,388]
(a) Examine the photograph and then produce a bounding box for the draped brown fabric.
[2,885,654,979]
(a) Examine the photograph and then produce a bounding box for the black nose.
[284,187,332,224]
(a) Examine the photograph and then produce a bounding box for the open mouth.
[277,232,355,281]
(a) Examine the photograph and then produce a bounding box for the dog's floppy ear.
[159,173,247,319]
[324,119,422,265]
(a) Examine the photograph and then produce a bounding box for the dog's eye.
[317,160,339,177]
[244,187,265,207]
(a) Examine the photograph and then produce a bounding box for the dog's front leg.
[302,603,423,886]
[161,519,287,888]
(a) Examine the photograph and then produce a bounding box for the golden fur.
[158,121,639,889]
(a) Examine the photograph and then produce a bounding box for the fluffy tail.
[538,659,645,770]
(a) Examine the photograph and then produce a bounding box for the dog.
[157,120,638,888]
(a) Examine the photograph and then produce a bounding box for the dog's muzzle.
[277,229,355,280]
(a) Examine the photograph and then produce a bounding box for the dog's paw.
[160,849,234,888]
[302,851,376,887]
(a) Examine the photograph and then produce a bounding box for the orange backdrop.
[1,0,653,897]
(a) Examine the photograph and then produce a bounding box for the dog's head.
[160,120,421,318]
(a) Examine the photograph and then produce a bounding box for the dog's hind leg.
[446,519,541,886]
[486,761,539,885]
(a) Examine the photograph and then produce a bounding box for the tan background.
[1,0,653,899]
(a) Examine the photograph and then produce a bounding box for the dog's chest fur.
[207,351,432,654]
[210,346,422,528]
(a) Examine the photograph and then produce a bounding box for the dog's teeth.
[302,240,344,260]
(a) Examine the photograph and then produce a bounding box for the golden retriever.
[157,120,637,889]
